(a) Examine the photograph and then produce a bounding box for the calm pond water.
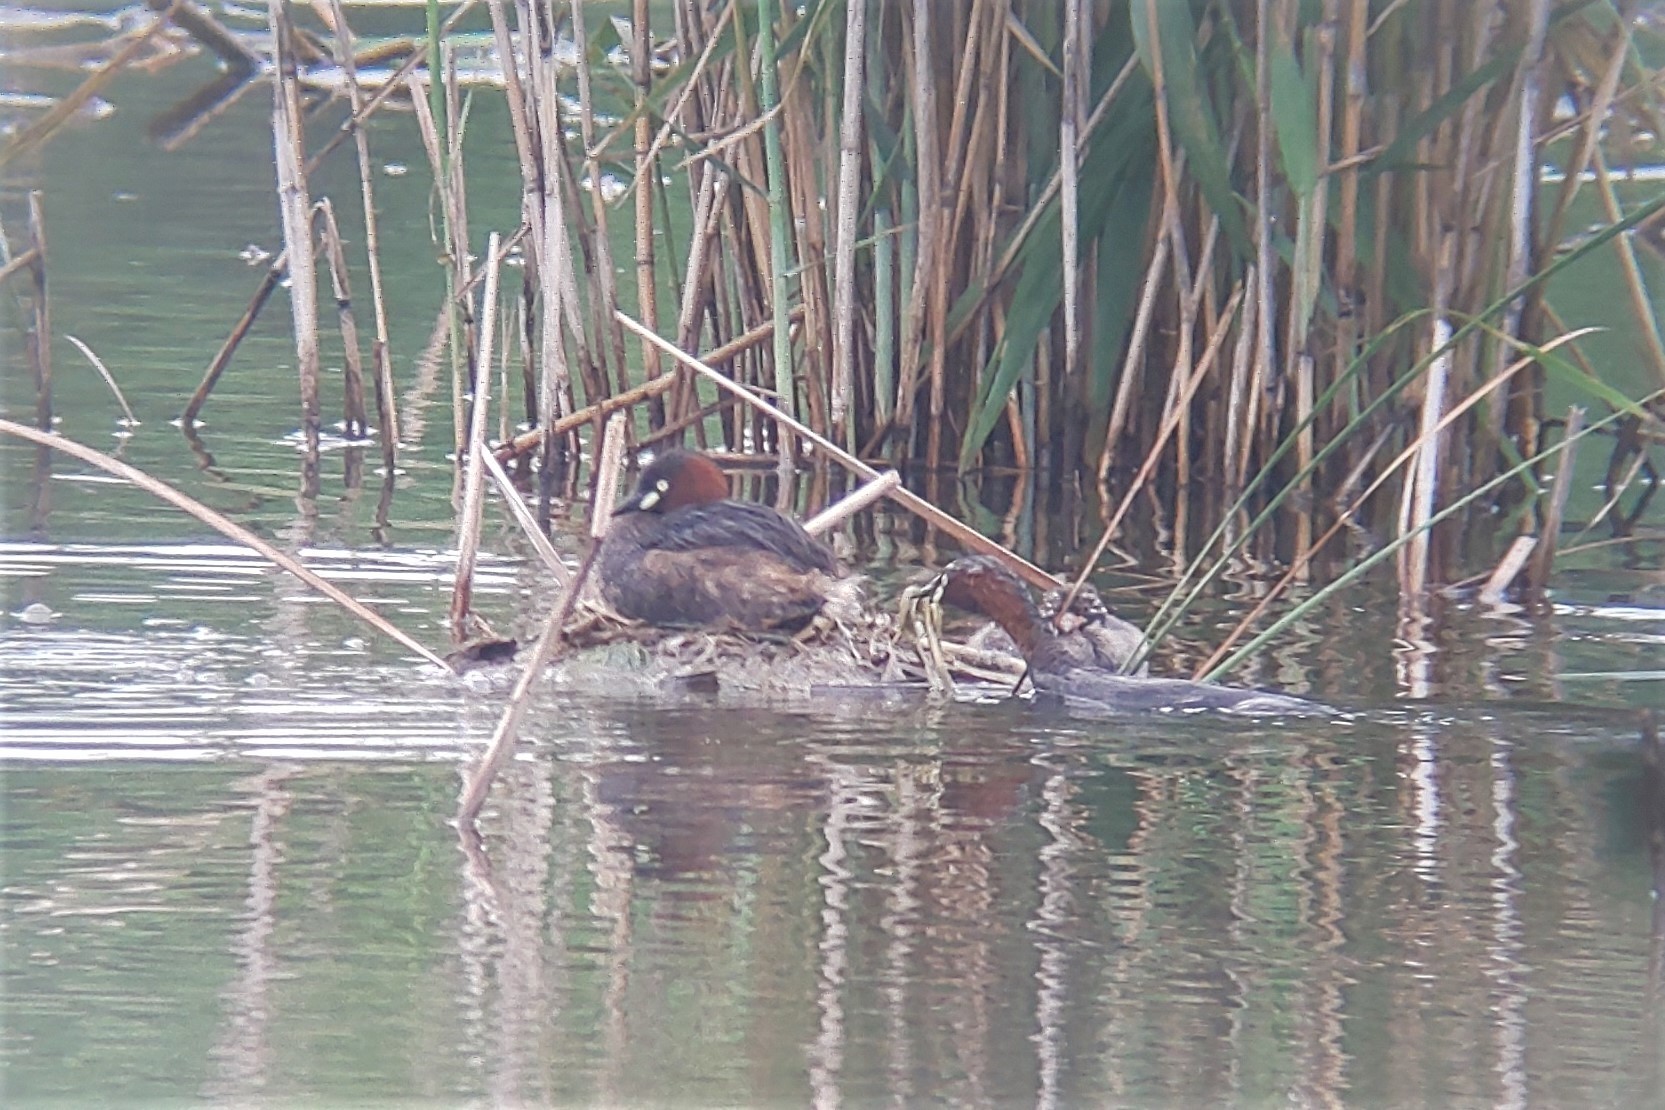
[4,5,1665,1107]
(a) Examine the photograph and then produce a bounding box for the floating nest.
[448,588,1032,703]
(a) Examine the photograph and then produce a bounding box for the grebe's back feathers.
[635,499,838,574]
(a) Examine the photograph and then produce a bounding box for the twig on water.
[456,413,627,828]
[0,419,450,671]
[64,336,138,427]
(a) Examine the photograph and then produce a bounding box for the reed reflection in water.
[2,551,1662,1105]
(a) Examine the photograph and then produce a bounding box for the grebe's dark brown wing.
[642,501,840,574]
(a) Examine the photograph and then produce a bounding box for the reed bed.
[437,0,1661,599]
[8,0,1664,648]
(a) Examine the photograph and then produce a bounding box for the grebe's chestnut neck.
[615,449,731,516]
[930,556,1073,673]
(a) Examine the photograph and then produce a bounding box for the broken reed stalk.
[314,200,368,438]
[481,447,569,586]
[0,245,41,288]
[183,260,282,427]
[182,2,481,430]
[268,0,322,474]
[616,311,1055,592]
[449,231,504,642]
[494,371,678,462]
[802,471,901,537]
[1478,535,1538,607]
[0,418,450,670]
[456,413,627,829]
[143,0,260,73]
[64,336,138,427]
[26,191,50,431]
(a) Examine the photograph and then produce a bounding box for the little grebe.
[964,571,1149,676]
[925,556,1319,714]
[598,449,848,631]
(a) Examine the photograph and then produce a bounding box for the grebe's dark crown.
[616,449,730,515]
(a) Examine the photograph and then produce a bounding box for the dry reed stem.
[0,418,450,670]
[1100,200,1171,470]
[1525,406,1583,602]
[299,0,478,175]
[954,52,1138,345]
[456,413,627,828]
[528,36,578,464]
[568,0,630,401]
[326,0,398,455]
[1593,148,1665,389]
[629,0,735,203]
[0,245,41,289]
[63,336,137,427]
[443,53,475,464]
[495,372,678,461]
[616,310,1056,591]
[802,471,901,537]
[755,0,799,491]
[26,192,50,432]
[1477,535,1538,606]
[631,0,662,387]
[1192,329,1595,679]
[1223,265,1257,490]
[1066,285,1245,623]
[268,0,321,467]
[894,0,940,439]
[183,261,282,427]
[449,231,504,642]
[1253,0,1275,464]
[1060,0,1083,393]
[480,447,568,585]
[314,200,368,438]
[1400,234,1455,600]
